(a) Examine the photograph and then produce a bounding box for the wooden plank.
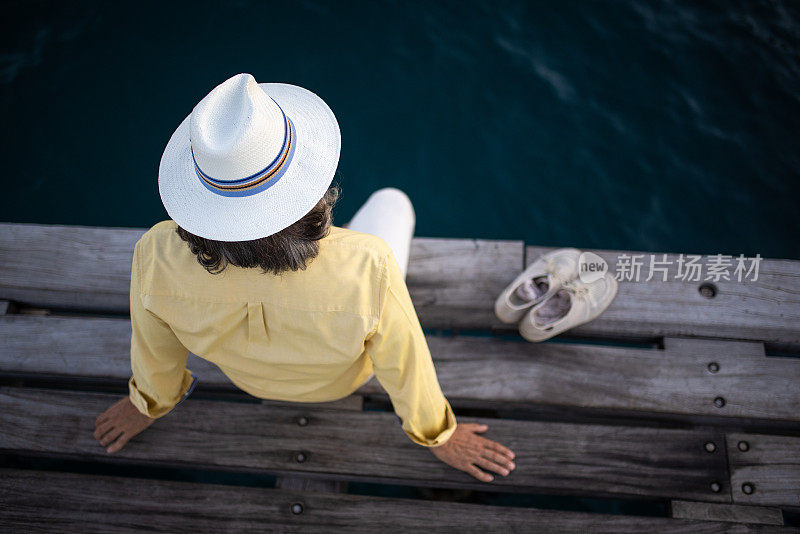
[671,500,784,526]
[264,395,364,412]
[0,314,229,386]
[727,433,800,507]
[407,237,524,329]
[0,223,524,330]
[5,315,800,426]
[0,387,730,501]
[0,223,142,313]
[402,336,800,423]
[1,470,777,534]
[274,394,362,492]
[3,222,798,341]
[526,246,800,348]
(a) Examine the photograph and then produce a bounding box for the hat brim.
[158,83,341,242]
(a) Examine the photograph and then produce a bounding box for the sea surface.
[1,0,799,258]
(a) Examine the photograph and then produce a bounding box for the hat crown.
[189,73,287,181]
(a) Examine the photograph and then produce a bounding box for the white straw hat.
[158,73,341,241]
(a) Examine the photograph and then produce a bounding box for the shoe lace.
[544,257,580,284]
[544,258,562,281]
[562,280,589,299]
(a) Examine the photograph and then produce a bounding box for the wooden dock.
[1,221,799,532]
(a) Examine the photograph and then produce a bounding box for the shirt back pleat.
[246,300,270,352]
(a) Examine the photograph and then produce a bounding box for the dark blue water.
[2,0,799,258]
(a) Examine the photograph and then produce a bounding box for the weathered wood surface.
[0,223,141,313]
[727,433,800,507]
[0,222,524,329]
[274,394,362,493]
[407,237,524,329]
[3,470,783,534]
[5,315,800,425]
[409,336,800,423]
[4,223,799,344]
[526,246,800,348]
[0,387,730,501]
[264,395,364,412]
[671,500,784,526]
[0,314,229,385]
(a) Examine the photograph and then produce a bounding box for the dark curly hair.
[175,183,341,276]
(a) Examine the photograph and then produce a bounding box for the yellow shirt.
[128,220,457,447]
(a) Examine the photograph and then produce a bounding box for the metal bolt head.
[737,441,749,452]
[699,283,717,299]
[297,416,309,426]
[742,483,755,495]
[704,441,716,453]
[710,482,721,493]
[713,396,726,408]
[295,452,307,463]
[290,502,304,515]
[707,362,719,373]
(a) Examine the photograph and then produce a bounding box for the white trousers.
[345,187,415,280]
[346,187,416,389]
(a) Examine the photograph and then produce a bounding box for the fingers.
[480,437,515,460]
[93,397,149,454]
[465,464,493,482]
[93,421,115,441]
[481,449,515,472]
[106,433,130,454]
[95,405,119,427]
[99,427,124,447]
[466,423,516,477]
[466,423,515,460]
[95,398,126,427]
[474,456,510,477]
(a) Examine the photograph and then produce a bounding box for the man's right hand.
[93,396,155,453]
[429,422,516,482]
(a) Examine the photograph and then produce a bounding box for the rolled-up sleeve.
[128,240,195,418]
[364,250,457,447]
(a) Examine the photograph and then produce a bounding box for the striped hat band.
[191,99,296,198]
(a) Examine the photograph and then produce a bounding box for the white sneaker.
[519,274,618,342]
[494,248,581,324]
